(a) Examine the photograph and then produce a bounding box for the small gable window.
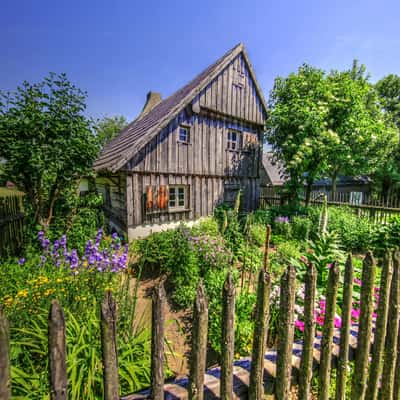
[227,130,241,151]
[179,125,190,143]
[169,185,187,209]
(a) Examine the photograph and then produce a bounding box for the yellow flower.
[44,289,55,296]
[16,289,28,298]
[56,278,63,283]
[4,296,13,307]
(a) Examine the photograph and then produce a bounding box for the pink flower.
[295,320,305,332]
[372,312,377,319]
[334,316,342,328]
[327,263,333,269]
[353,278,362,286]
[316,315,325,326]
[351,308,360,319]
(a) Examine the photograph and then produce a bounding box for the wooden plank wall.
[126,173,258,227]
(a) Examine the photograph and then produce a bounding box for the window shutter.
[156,185,168,210]
[146,186,153,211]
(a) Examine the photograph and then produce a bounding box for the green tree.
[266,65,334,205]
[95,115,127,147]
[324,68,396,195]
[373,74,400,199]
[0,73,99,230]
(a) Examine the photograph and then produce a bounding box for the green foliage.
[95,115,128,148]
[267,63,397,202]
[190,217,220,237]
[371,216,400,256]
[10,306,151,399]
[0,73,99,231]
[327,206,374,252]
[291,215,313,241]
[248,223,267,247]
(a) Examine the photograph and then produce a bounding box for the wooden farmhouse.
[93,43,268,239]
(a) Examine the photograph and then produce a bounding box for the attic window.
[179,125,190,143]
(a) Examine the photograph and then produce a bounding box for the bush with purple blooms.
[1,228,129,326]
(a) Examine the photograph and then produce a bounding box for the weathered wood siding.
[198,53,266,125]
[127,113,261,178]
[125,172,258,227]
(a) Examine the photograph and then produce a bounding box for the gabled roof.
[262,152,287,186]
[94,43,268,172]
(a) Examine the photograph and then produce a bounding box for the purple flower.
[18,258,25,265]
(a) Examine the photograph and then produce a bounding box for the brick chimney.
[138,91,162,119]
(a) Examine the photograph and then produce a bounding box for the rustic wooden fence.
[1,235,400,399]
[260,189,400,224]
[0,193,25,258]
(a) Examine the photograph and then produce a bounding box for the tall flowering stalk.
[318,195,328,236]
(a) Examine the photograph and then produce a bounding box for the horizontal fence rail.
[1,244,400,398]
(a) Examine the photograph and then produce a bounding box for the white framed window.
[169,185,187,209]
[178,125,190,143]
[227,130,241,150]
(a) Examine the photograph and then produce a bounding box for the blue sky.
[1,0,399,121]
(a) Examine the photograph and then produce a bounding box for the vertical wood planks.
[48,300,68,400]
[380,250,400,399]
[220,272,235,400]
[335,255,354,400]
[276,265,296,400]
[366,252,393,400]
[298,263,317,400]
[351,252,376,400]
[0,308,11,400]
[151,282,166,400]
[101,291,119,400]
[188,281,209,400]
[318,263,340,400]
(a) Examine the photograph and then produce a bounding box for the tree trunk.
[331,169,339,200]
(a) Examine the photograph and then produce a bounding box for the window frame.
[168,185,188,210]
[227,130,242,151]
[178,125,190,144]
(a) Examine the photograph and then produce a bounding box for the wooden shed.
[93,43,268,239]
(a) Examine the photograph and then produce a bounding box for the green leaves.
[0,73,99,229]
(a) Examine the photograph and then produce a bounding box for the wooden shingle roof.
[94,43,268,172]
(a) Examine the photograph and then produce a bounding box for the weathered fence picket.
[248,268,271,400]
[276,265,296,400]
[352,252,376,400]
[0,308,11,400]
[220,272,235,400]
[101,291,120,400]
[48,300,68,400]
[366,252,393,400]
[188,281,208,400]
[335,255,354,400]
[150,282,166,400]
[318,262,340,400]
[298,263,317,400]
[380,250,400,399]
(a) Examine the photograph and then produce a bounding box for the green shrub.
[190,217,220,237]
[248,223,267,247]
[327,206,374,252]
[291,215,314,241]
[250,209,273,225]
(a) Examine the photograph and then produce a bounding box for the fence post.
[263,225,271,271]
[151,282,166,400]
[249,268,271,400]
[188,281,208,400]
[298,263,317,400]
[380,250,400,399]
[276,265,296,400]
[48,300,67,400]
[351,251,376,400]
[101,291,119,400]
[318,263,340,400]
[366,252,393,400]
[0,308,11,400]
[220,272,235,400]
[335,255,354,400]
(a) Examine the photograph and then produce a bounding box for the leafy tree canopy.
[95,115,127,147]
[0,73,99,229]
[266,62,397,202]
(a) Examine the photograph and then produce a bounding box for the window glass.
[227,130,241,150]
[179,126,189,142]
[169,186,187,209]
